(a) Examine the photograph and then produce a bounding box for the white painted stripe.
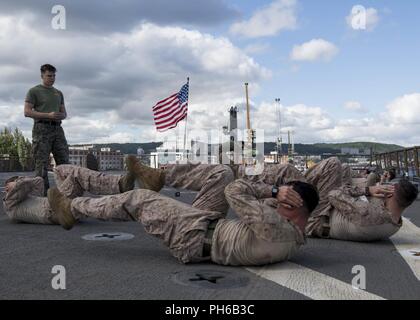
[246,262,385,300]
[390,217,420,281]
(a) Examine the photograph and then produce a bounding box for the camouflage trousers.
[304,157,350,237]
[3,176,58,225]
[164,163,234,215]
[54,163,234,215]
[53,165,121,198]
[4,166,123,225]
[68,163,233,263]
[71,189,224,264]
[12,163,232,229]
[32,122,69,194]
[238,163,307,186]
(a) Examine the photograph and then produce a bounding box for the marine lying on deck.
[2,157,418,266]
[2,157,318,266]
[303,157,418,242]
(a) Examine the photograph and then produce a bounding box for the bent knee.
[224,179,248,196]
[131,188,159,198]
[322,157,342,169]
[214,165,235,182]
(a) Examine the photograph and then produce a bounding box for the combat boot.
[47,187,76,230]
[118,173,135,193]
[126,155,165,192]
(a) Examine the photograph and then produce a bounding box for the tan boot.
[118,173,135,193]
[126,155,165,192]
[47,187,76,230]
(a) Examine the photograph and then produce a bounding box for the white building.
[68,148,89,167]
[65,145,124,170]
[149,141,219,168]
[97,150,124,170]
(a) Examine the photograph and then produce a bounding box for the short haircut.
[40,64,56,73]
[285,181,320,215]
[4,176,19,186]
[388,168,396,181]
[395,180,418,209]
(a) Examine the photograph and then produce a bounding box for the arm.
[328,184,369,217]
[247,181,273,199]
[59,103,67,120]
[366,173,379,187]
[24,101,65,121]
[57,91,67,120]
[4,177,44,208]
[328,183,394,215]
[24,102,50,120]
[24,89,49,120]
[224,179,296,242]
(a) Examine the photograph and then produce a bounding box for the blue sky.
[225,0,420,119]
[0,0,419,146]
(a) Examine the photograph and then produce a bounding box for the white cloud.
[386,93,420,124]
[0,16,270,144]
[321,93,420,146]
[247,93,420,147]
[92,132,137,144]
[346,7,380,31]
[1,13,418,148]
[0,0,238,33]
[0,105,24,128]
[230,0,297,38]
[251,101,334,143]
[344,101,364,111]
[290,39,338,62]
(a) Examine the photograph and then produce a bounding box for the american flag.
[153,83,189,132]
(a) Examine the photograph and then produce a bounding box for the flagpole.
[183,77,189,159]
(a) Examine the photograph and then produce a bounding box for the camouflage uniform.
[2,177,58,224]
[55,162,234,213]
[26,85,69,194]
[53,165,120,198]
[216,172,306,265]
[305,157,401,241]
[70,163,305,265]
[366,172,380,187]
[2,165,121,224]
[32,122,69,194]
[164,163,234,215]
[2,163,233,227]
[238,162,307,186]
[71,189,224,264]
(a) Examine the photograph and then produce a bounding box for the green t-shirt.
[25,85,64,113]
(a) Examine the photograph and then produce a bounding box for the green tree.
[17,134,32,170]
[0,127,32,171]
[0,127,16,156]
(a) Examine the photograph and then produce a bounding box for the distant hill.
[227,141,404,155]
[75,141,404,156]
[265,142,404,155]
[88,142,162,155]
[312,142,403,154]
[264,143,338,155]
